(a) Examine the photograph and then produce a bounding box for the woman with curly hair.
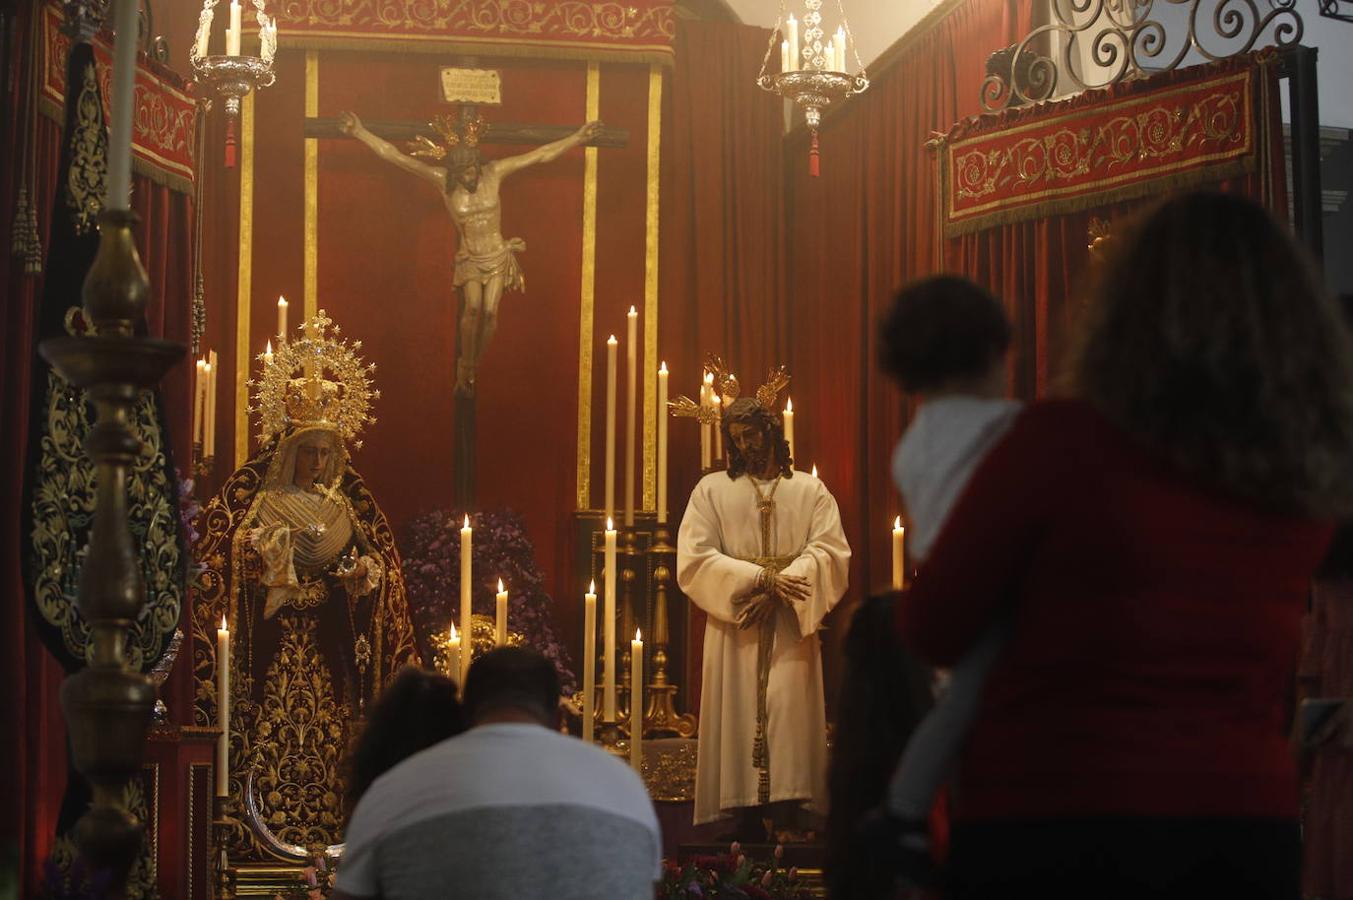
[896,191,1353,899]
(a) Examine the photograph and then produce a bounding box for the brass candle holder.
[644,524,697,738]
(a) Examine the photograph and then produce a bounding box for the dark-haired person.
[897,192,1353,899]
[334,648,661,899]
[871,275,1019,884]
[678,396,851,839]
[342,667,465,827]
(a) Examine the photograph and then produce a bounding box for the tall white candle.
[630,629,643,772]
[783,397,795,465]
[195,11,212,58]
[605,336,618,521]
[216,616,231,797]
[583,581,596,743]
[104,0,139,210]
[194,358,206,445]
[446,623,461,691]
[624,307,638,527]
[495,579,508,647]
[229,0,242,55]
[892,517,906,590]
[834,26,847,71]
[781,40,789,72]
[460,516,473,685]
[657,362,669,524]
[604,519,617,722]
[277,296,288,340]
[700,373,714,471]
[206,350,218,457]
[786,13,799,71]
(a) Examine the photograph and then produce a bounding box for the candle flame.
[608,335,617,344]
[704,372,714,385]
[265,340,273,355]
[894,515,901,529]
[589,579,596,594]
[606,517,614,531]
[498,578,505,592]
[219,615,227,631]
[278,295,287,306]
[786,397,793,413]
[659,361,668,374]
[628,305,637,316]
[449,622,458,640]
[635,628,642,641]
[463,514,470,529]
[812,464,819,478]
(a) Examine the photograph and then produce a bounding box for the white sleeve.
[779,481,851,637]
[676,480,764,624]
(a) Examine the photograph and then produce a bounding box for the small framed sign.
[440,68,502,105]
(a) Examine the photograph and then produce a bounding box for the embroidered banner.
[39,4,197,194]
[938,61,1263,236]
[269,0,675,63]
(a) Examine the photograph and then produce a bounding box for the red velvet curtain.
[1,5,197,887]
[660,20,786,706]
[783,1,1032,685]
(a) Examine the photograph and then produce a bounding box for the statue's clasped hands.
[736,571,810,630]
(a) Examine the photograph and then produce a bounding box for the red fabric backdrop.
[0,5,196,889]
[783,1,1032,687]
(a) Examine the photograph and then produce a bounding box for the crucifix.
[306,67,627,507]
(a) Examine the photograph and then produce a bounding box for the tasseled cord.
[225,116,237,168]
[809,129,820,178]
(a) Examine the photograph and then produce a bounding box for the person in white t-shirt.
[334,647,662,900]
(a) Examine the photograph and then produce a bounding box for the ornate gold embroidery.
[28,367,182,671]
[47,776,160,898]
[66,60,107,235]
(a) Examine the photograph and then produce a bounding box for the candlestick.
[446,623,461,689]
[104,0,138,209]
[604,519,617,722]
[277,295,288,340]
[786,13,799,71]
[216,616,231,797]
[495,579,508,646]
[605,335,617,521]
[630,628,643,772]
[892,517,906,590]
[657,362,669,524]
[624,307,638,527]
[460,516,472,684]
[194,358,206,445]
[784,397,795,465]
[206,349,218,457]
[583,581,596,743]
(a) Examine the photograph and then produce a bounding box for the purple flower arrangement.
[658,843,813,899]
[400,508,576,694]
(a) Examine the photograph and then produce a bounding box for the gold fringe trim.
[277,33,673,66]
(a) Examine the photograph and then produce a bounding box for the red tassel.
[225,116,237,168]
[809,129,820,178]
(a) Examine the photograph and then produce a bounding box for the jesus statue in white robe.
[677,396,850,830]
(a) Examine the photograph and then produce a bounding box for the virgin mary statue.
[192,311,419,859]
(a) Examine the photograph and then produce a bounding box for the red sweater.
[896,399,1331,822]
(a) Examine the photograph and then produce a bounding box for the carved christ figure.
[339,111,602,396]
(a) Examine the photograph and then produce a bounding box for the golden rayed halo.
[250,310,379,449]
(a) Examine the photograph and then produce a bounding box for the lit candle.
[216,616,231,797]
[194,358,206,445]
[263,339,273,369]
[495,579,508,646]
[604,519,617,722]
[657,362,669,524]
[834,26,847,71]
[713,395,723,464]
[700,373,714,471]
[605,335,617,522]
[583,581,596,743]
[277,296,288,341]
[446,623,461,689]
[630,628,643,772]
[783,397,795,465]
[460,516,472,684]
[625,306,638,528]
[892,517,906,590]
[104,0,138,209]
[206,350,218,457]
[195,10,212,58]
[781,40,789,72]
[228,0,242,55]
[786,13,799,71]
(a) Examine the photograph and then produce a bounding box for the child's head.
[879,276,1011,397]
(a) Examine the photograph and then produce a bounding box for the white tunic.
[677,470,851,824]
